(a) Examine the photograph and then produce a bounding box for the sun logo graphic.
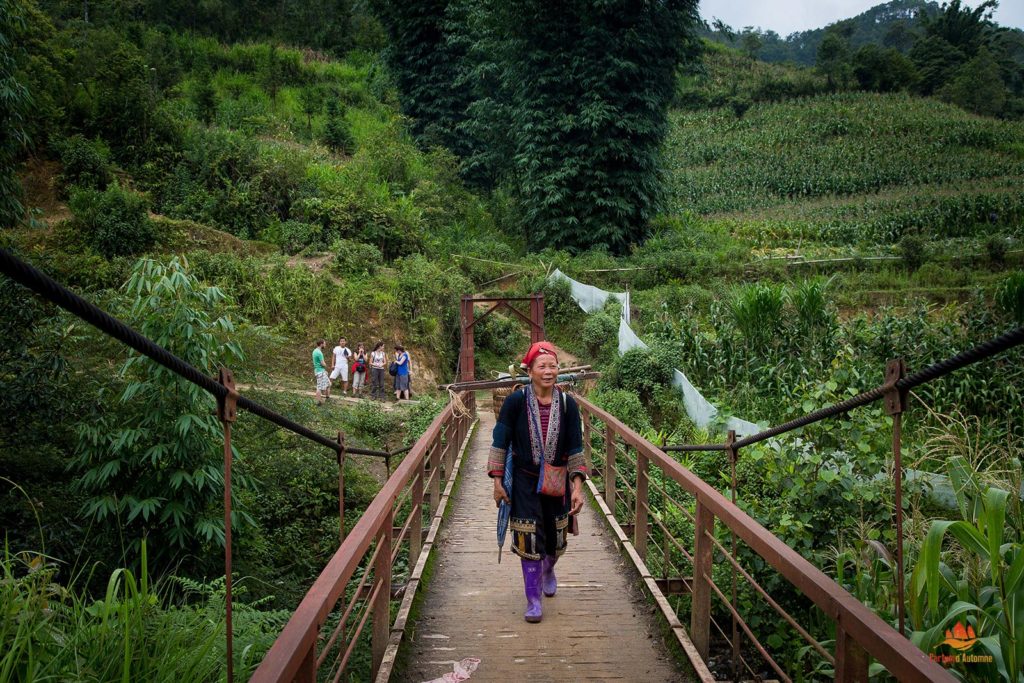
[941,622,979,651]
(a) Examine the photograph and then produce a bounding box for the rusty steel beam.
[653,577,693,595]
[440,371,600,393]
[463,296,538,302]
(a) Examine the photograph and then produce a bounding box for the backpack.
[388,361,398,376]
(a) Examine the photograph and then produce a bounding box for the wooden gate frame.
[459,294,544,382]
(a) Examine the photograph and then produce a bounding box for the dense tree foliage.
[704,0,938,65]
[37,0,382,55]
[852,43,918,92]
[1,0,33,227]
[378,0,701,252]
[376,0,474,156]
[489,0,700,252]
[708,0,1024,119]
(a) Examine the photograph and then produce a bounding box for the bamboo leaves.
[72,257,252,558]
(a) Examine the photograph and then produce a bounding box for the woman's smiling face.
[529,354,559,390]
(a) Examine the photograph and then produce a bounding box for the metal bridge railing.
[0,247,471,682]
[249,390,475,683]
[576,323,1023,682]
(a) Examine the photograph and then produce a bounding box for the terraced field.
[665,93,1024,239]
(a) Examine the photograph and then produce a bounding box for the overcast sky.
[699,1,1024,36]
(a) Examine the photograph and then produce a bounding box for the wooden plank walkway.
[398,406,689,682]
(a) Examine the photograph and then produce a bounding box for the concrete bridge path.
[399,403,687,682]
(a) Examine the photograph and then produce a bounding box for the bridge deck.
[398,405,688,682]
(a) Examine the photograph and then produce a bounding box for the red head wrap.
[521,341,558,370]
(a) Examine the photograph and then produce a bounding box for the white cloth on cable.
[617,317,647,355]
[551,268,630,324]
[551,270,760,437]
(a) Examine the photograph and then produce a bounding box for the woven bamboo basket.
[492,384,519,419]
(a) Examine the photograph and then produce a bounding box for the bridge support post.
[836,626,869,682]
[337,432,346,543]
[371,511,393,679]
[294,644,316,683]
[217,367,238,683]
[529,293,545,344]
[634,450,649,561]
[429,431,442,515]
[690,500,714,662]
[460,296,475,382]
[604,424,616,516]
[726,430,740,680]
[410,449,424,570]
[883,358,907,637]
[582,409,592,468]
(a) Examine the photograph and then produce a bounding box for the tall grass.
[0,542,288,683]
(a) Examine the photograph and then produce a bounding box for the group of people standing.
[312,337,412,405]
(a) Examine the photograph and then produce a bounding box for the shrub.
[292,193,423,261]
[73,258,252,561]
[581,310,619,359]
[345,400,400,446]
[536,275,584,331]
[323,99,356,154]
[272,219,323,255]
[69,184,157,258]
[986,235,1009,265]
[476,313,523,361]
[390,254,472,346]
[607,346,674,404]
[729,96,752,119]
[332,238,383,276]
[898,234,927,271]
[56,135,112,195]
[590,388,652,433]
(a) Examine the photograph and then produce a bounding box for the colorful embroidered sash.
[524,384,561,466]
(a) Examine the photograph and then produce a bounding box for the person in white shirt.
[330,337,352,396]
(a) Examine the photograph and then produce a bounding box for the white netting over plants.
[550,268,631,324]
[550,269,760,436]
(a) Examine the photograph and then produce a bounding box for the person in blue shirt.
[393,344,411,401]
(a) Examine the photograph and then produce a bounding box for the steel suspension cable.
[0,248,389,457]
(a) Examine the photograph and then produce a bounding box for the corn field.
[666,92,1024,217]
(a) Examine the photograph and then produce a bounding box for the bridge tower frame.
[458,293,544,382]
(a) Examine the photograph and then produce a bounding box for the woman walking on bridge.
[488,341,586,623]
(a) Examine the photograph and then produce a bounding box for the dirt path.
[235,383,418,410]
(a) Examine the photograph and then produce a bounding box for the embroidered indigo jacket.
[488,387,587,481]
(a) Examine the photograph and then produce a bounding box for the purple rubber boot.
[541,554,558,597]
[521,559,543,623]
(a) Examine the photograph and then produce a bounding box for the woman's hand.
[493,477,510,507]
[570,478,584,515]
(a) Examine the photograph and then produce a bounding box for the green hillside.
[703,0,938,65]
